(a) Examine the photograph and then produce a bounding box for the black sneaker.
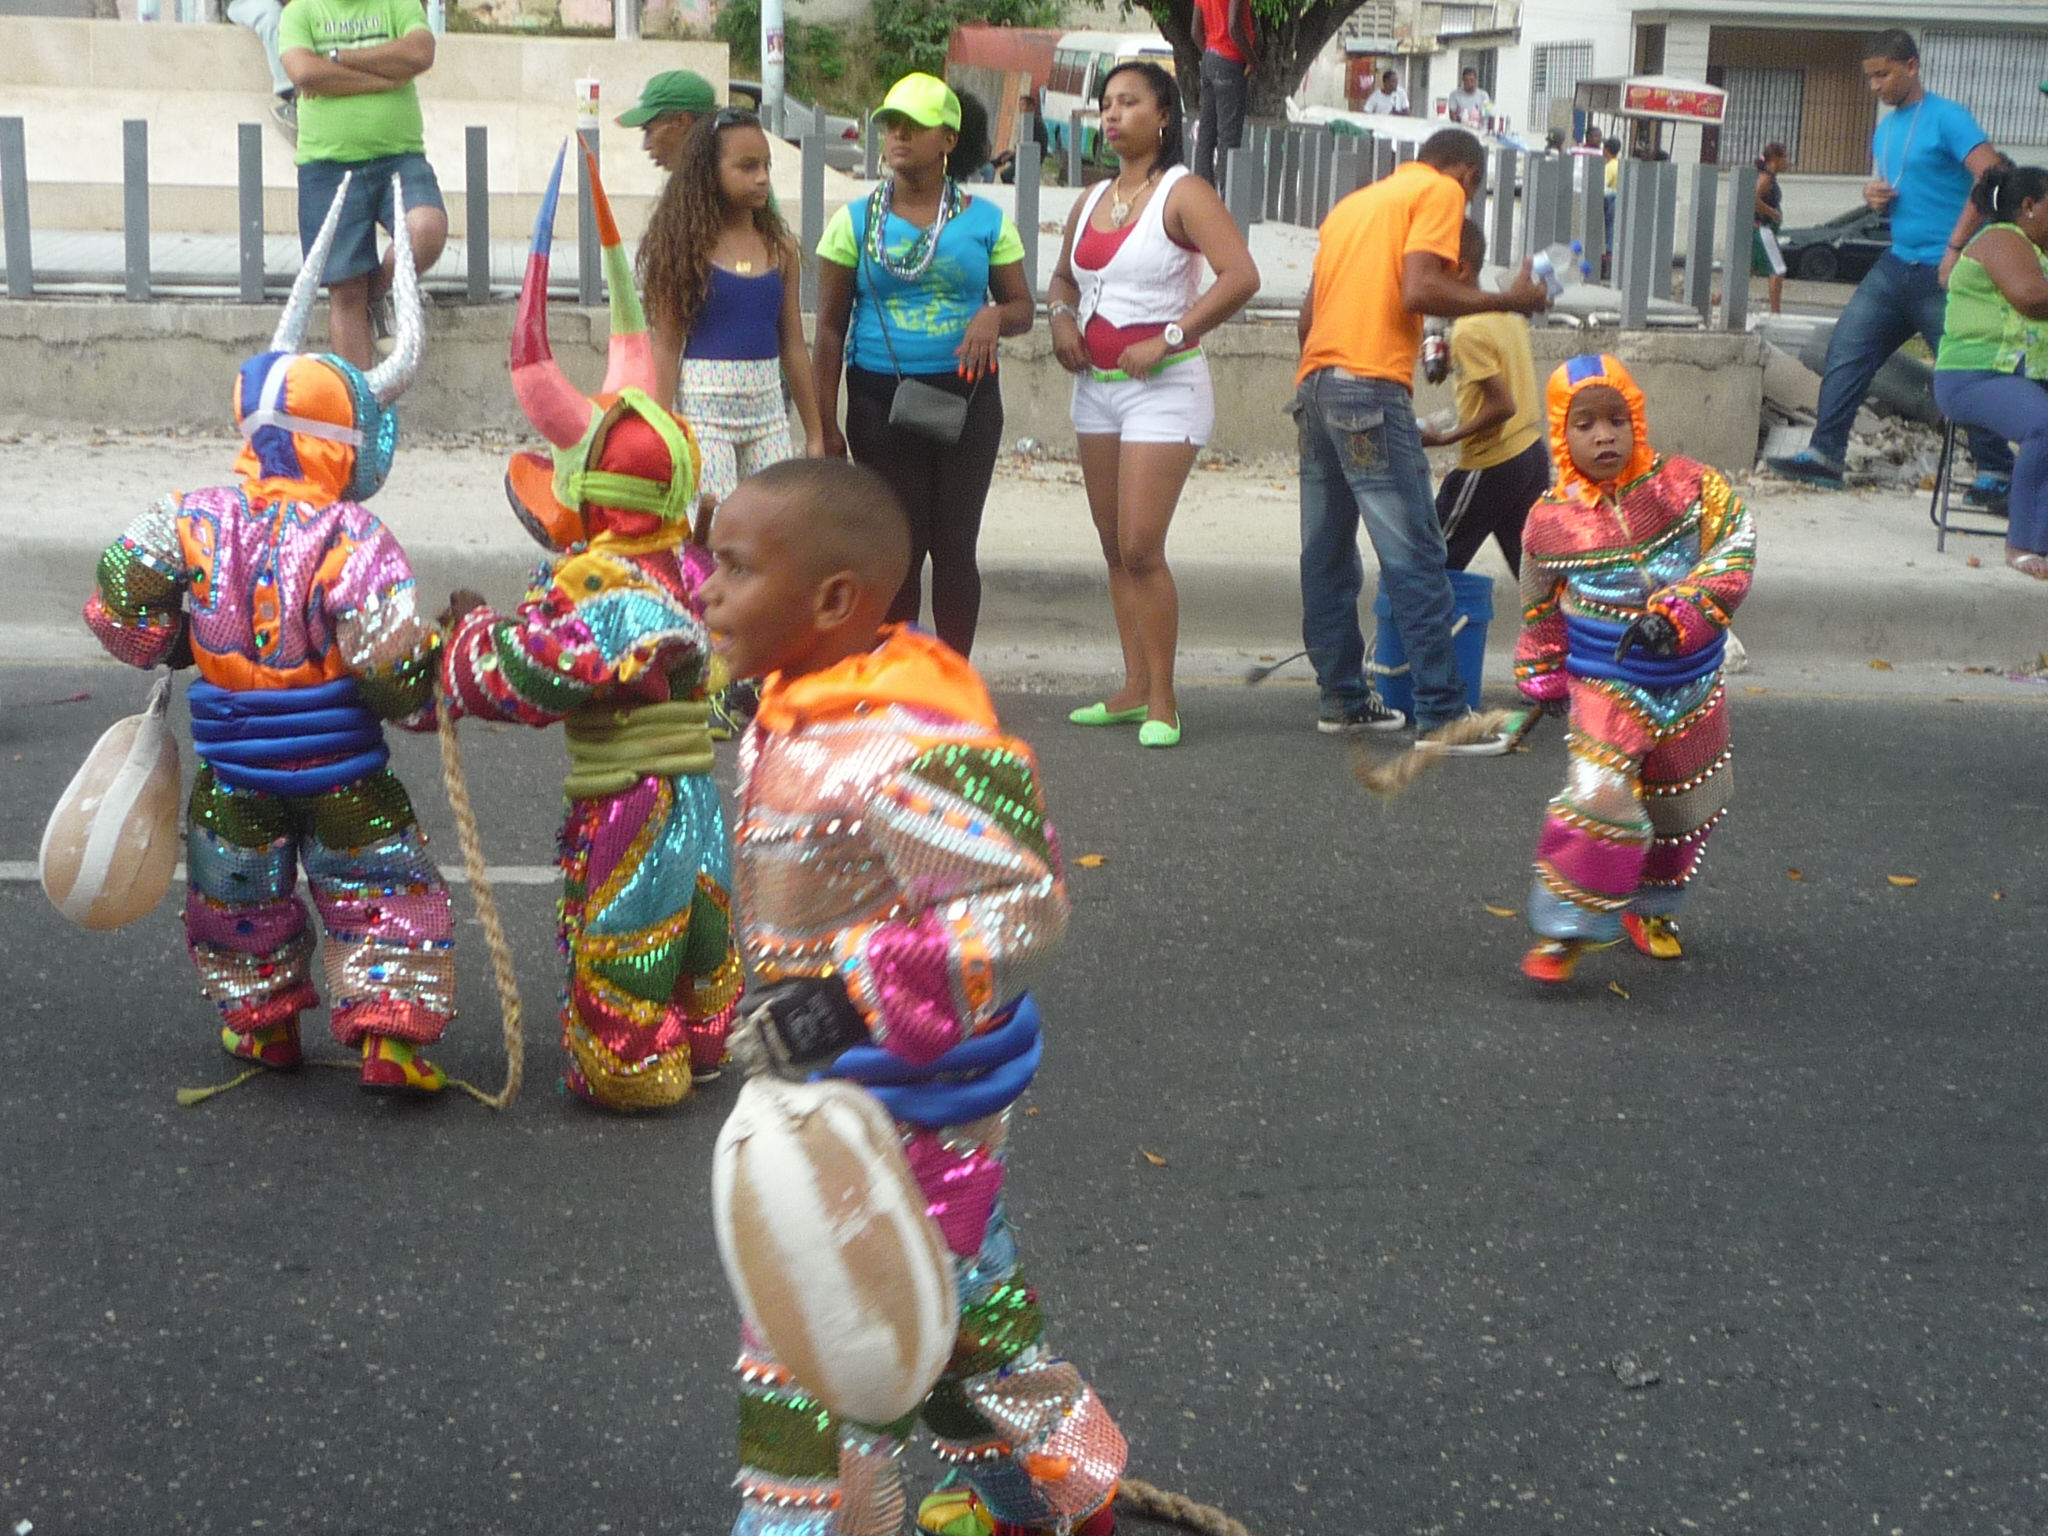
[1317,694,1407,734]
[1764,449,1844,488]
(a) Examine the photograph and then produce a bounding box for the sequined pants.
[558,772,741,1110]
[731,1114,1125,1536]
[183,764,454,1043]
[1528,675,1732,943]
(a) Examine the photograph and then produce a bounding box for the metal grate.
[1530,40,1596,136]
[1921,29,2048,147]
[1720,65,1803,167]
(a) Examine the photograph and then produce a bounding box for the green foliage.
[868,0,1066,85]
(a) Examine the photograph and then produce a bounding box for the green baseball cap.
[875,72,962,131]
[618,70,719,128]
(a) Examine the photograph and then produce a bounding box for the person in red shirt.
[1191,0,1254,184]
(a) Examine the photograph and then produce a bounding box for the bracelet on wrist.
[1048,301,1078,322]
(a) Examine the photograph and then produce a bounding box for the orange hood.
[1545,353,1657,505]
[755,626,997,735]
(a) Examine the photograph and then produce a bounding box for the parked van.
[1042,29,1175,169]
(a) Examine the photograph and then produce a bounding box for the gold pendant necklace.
[1109,168,1155,229]
[733,259,755,273]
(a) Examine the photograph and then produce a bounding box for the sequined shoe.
[914,1485,1116,1536]
[222,1017,302,1071]
[359,1034,447,1096]
[1520,937,1609,984]
[1622,913,1683,959]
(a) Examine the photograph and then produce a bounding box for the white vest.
[1073,164,1206,330]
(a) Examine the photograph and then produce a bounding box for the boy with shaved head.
[702,457,1127,1536]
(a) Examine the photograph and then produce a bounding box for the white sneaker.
[270,95,298,146]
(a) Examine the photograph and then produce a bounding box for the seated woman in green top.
[1933,163,2048,579]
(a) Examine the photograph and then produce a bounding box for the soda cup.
[1422,323,1450,384]
[575,77,601,123]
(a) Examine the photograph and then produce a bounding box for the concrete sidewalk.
[5,431,2045,695]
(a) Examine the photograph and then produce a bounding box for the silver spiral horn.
[271,170,352,355]
[363,174,424,407]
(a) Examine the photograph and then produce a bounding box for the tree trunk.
[1147,0,1374,118]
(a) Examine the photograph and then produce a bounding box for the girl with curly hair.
[638,107,824,507]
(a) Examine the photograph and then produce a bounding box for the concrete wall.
[0,18,814,236]
[0,298,1767,468]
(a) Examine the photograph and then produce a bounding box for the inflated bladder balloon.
[40,674,183,929]
[713,1075,958,1424]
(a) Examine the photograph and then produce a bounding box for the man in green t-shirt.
[280,0,447,368]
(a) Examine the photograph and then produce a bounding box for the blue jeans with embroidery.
[1295,368,1466,731]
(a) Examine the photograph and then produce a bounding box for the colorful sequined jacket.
[85,487,439,724]
[439,533,715,765]
[735,626,1069,1073]
[1514,454,1755,704]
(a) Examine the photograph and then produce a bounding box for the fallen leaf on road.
[1024,1106,1042,1116]
[1608,981,1630,999]
[1786,868,1803,880]
[1967,556,1982,568]
[1074,854,1107,868]
[1744,685,1767,695]
[1869,659,1894,671]
[1888,875,1919,887]
[1483,903,1517,918]
[1993,891,2005,901]
[1141,1149,1168,1167]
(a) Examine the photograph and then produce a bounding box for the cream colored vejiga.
[40,673,183,929]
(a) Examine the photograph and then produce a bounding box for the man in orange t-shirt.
[1293,128,1547,743]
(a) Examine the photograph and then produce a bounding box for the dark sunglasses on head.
[711,106,762,130]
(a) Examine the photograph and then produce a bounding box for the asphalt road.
[2,664,2043,1536]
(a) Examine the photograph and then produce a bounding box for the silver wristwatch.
[1162,322,1186,348]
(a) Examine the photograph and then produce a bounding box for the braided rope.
[436,691,525,1110]
[1117,1478,1251,1536]
[1352,708,1517,798]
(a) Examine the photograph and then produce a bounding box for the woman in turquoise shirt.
[812,74,1036,655]
[1932,164,2048,579]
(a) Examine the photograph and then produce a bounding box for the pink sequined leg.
[304,808,455,1047]
[184,888,319,1032]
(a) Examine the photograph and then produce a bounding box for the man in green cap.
[618,69,719,173]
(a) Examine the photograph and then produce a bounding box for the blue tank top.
[686,264,783,361]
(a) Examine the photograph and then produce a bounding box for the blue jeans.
[1295,369,1465,731]
[1933,368,2048,552]
[1811,252,2012,478]
[298,152,445,285]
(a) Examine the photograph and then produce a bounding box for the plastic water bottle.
[1530,240,1590,298]
[1421,319,1450,384]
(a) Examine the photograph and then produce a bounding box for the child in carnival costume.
[84,177,453,1094]
[1514,354,1756,984]
[438,142,742,1111]
[703,458,1126,1536]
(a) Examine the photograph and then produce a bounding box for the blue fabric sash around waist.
[1565,613,1726,688]
[187,678,389,796]
[822,992,1042,1129]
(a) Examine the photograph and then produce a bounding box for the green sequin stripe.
[353,646,440,722]
[310,769,417,846]
[493,630,595,714]
[947,1276,1043,1381]
[737,1388,839,1480]
[903,746,1054,871]
[97,542,181,622]
[189,765,291,846]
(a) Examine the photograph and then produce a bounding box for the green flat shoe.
[1138,715,1182,748]
[1068,701,1148,726]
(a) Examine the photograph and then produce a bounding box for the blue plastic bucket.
[1369,570,1494,718]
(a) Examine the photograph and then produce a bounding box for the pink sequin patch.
[903,1131,1006,1256]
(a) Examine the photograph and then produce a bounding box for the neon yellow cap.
[876,72,962,131]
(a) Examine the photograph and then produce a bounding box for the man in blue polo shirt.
[1768,28,2012,504]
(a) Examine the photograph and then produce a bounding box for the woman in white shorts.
[1046,61,1260,747]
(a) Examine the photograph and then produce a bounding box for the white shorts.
[1069,354,1215,446]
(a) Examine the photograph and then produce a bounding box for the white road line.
[0,860,560,886]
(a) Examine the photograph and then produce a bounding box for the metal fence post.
[1488,147,1515,267]
[1648,160,1678,304]
[1276,129,1302,225]
[123,119,149,302]
[466,125,490,302]
[864,114,880,179]
[800,129,824,311]
[3,117,34,299]
[237,122,264,303]
[1684,162,1718,321]
[1067,110,1084,187]
[1523,154,1559,264]
[614,0,640,40]
[1015,139,1041,298]
[1722,164,1757,333]
[576,124,600,307]
[1329,143,1366,209]
[1618,161,1656,328]
[1263,126,1286,220]
[1578,150,1606,284]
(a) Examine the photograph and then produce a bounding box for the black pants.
[1434,436,1550,578]
[845,365,1005,656]
[1194,51,1249,185]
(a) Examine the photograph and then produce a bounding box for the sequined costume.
[728,625,1125,1536]
[82,174,453,1077]
[438,140,740,1111]
[1515,354,1755,944]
